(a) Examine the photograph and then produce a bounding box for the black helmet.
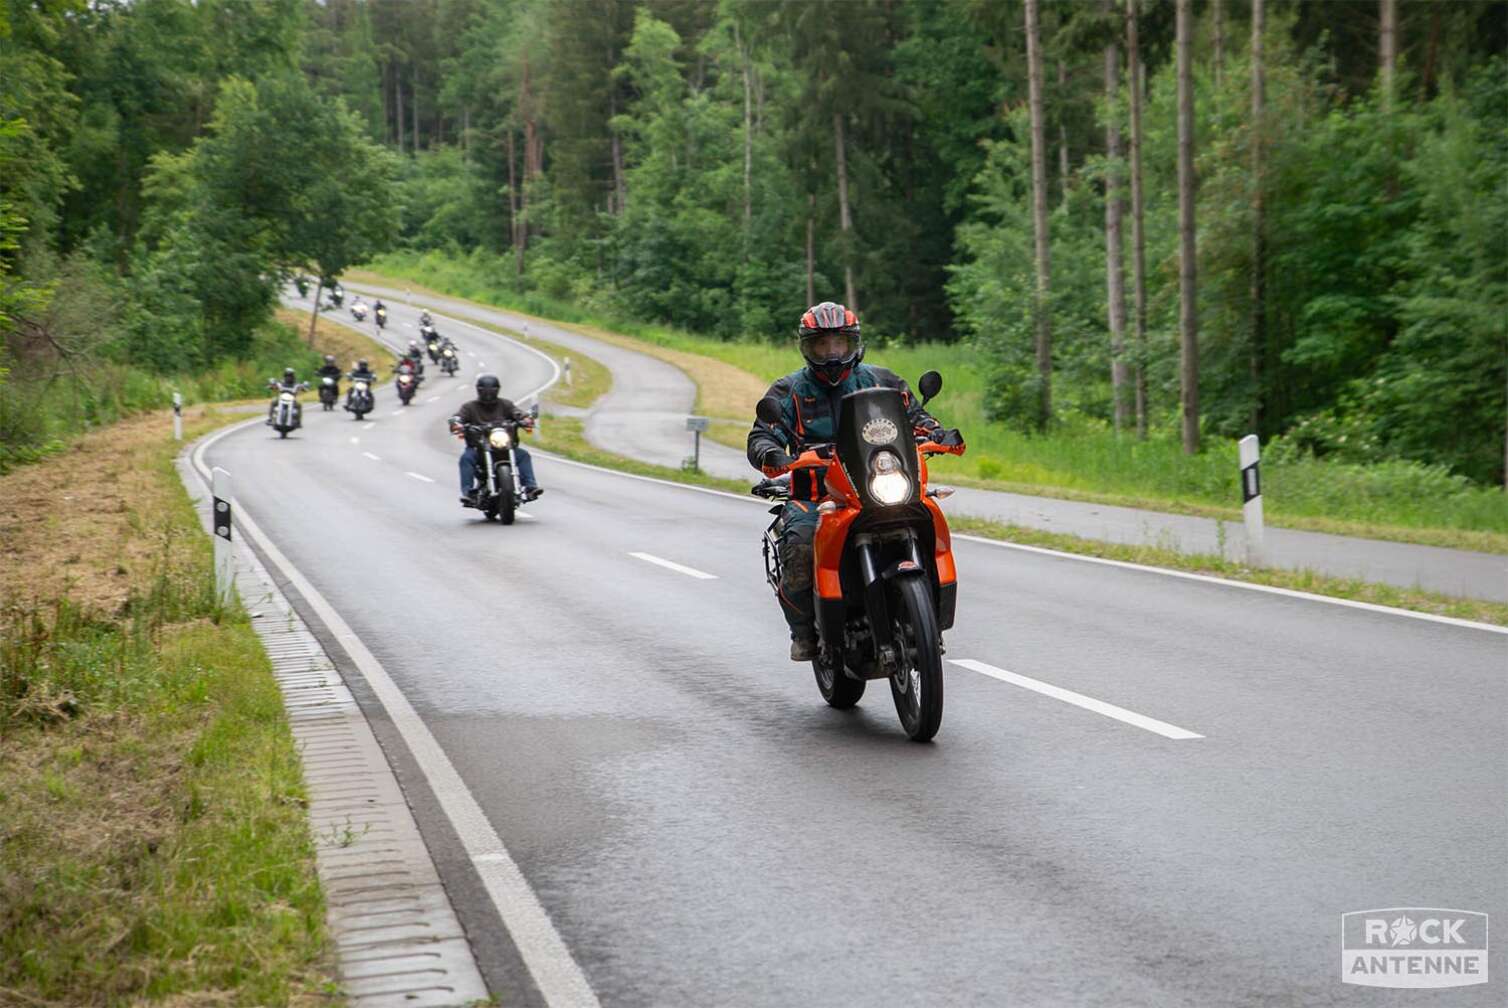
[282,367,296,383]
[357,358,369,370]
[797,302,863,386]
[476,374,501,404]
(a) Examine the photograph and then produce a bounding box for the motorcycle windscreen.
[835,387,921,508]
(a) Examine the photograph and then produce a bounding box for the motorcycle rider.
[419,310,433,327]
[403,339,426,375]
[314,354,343,408]
[449,374,543,506]
[266,367,307,426]
[746,302,962,661]
[345,358,378,412]
[373,299,388,328]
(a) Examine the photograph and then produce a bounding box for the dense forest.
[2,0,1505,487]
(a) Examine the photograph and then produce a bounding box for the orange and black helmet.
[797,301,863,386]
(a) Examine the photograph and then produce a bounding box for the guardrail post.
[212,466,234,606]
[172,391,182,441]
[1239,434,1264,564]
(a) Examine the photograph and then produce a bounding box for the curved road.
[231,295,1504,1006]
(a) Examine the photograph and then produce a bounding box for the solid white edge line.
[628,551,718,580]
[346,288,1505,636]
[405,471,435,483]
[362,451,382,461]
[950,659,1204,740]
[192,420,598,1007]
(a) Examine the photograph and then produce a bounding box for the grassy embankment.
[357,253,1508,555]
[0,314,389,1005]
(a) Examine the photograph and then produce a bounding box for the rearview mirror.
[755,396,783,425]
[530,401,541,418]
[918,371,943,405]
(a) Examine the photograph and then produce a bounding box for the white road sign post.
[211,466,234,607]
[1239,434,1264,563]
[172,391,182,441]
[563,356,572,386]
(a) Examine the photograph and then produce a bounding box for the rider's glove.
[761,448,795,476]
[936,428,964,448]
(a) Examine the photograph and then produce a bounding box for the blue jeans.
[460,445,537,494]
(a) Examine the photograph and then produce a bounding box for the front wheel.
[813,651,865,709]
[888,576,944,742]
[496,465,516,525]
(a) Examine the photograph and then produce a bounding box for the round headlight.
[279,392,295,403]
[870,471,911,504]
[488,429,512,450]
[443,349,454,357]
[355,381,368,391]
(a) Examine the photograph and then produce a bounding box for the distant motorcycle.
[318,375,339,411]
[350,302,368,322]
[425,336,442,364]
[440,344,459,376]
[345,374,374,420]
[374,305,387,330]
[327,286,344,309]
[266,380,309,438]
[459,407,537,525]
[394,362,422,406]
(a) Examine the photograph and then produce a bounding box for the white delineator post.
[1239,434,1264,563]
[212,466,234,606]
[563,356,572,386]
[172,391,183,441]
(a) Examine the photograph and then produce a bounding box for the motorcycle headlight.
[488,429,512,450]
[443,349,454,358]
[355,381,368,391]
[398,375,411,385]
[428,342,437,351]
[279,392,295,403]
[868,450,911,505]
[322,377,334,385]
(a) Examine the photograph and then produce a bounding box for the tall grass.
[365,251,1508,539]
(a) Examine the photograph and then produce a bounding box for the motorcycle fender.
[922,495,957,587]
[813,506,860,601]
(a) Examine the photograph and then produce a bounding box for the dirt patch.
[0,408,232,613]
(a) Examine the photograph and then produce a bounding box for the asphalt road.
[236,294,1505,1006]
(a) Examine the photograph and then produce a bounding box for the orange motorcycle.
[752,372,964,742]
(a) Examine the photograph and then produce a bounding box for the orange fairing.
[814,504,859,600]
[923,495,957,586]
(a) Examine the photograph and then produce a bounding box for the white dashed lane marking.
[363,452,382,461]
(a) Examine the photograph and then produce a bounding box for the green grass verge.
[0,412,335,1005]
[358,253,1508,554]
[532,413,1508,628]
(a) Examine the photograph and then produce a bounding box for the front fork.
[853,531,927,668]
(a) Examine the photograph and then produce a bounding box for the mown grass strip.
[532,414,1508,629]
[0,408,336,1005]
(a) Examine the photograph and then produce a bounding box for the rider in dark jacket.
[747,302,955,661]
[449,374,543,505]
[316,354,343,397]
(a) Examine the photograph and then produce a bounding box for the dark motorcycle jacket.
[747,363,945,475]
[316,364,343,380]
[348,368,378,383]
[454,398,529,449]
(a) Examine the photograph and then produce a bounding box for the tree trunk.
[508,127,522,276]
[1058,60,1071,207]
[411,68,419,150]
[805,191,816,307]
[462,106,470,157]
[741,33,753,232]
[609,62,626,214]
[1104,0,1128,434]
[307,279,323,346]
[1213,0,1225,90]
[1380,0,1397,109]
[1126,0,1148,439]
[1025,0,1054,429]
[833,110,857,312]
[1176,0,1200,454]
[1250,0,1266,436]
[395,74,405,154]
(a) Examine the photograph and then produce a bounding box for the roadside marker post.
[686,415,710,472]
[212,466,234,607]
[1239,434,1264,563]
[172,391,182,441]
[564,356,572,386]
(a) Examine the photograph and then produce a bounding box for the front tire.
[888,576,944,742]
[496,465,516,525]
[813,651,865,709]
